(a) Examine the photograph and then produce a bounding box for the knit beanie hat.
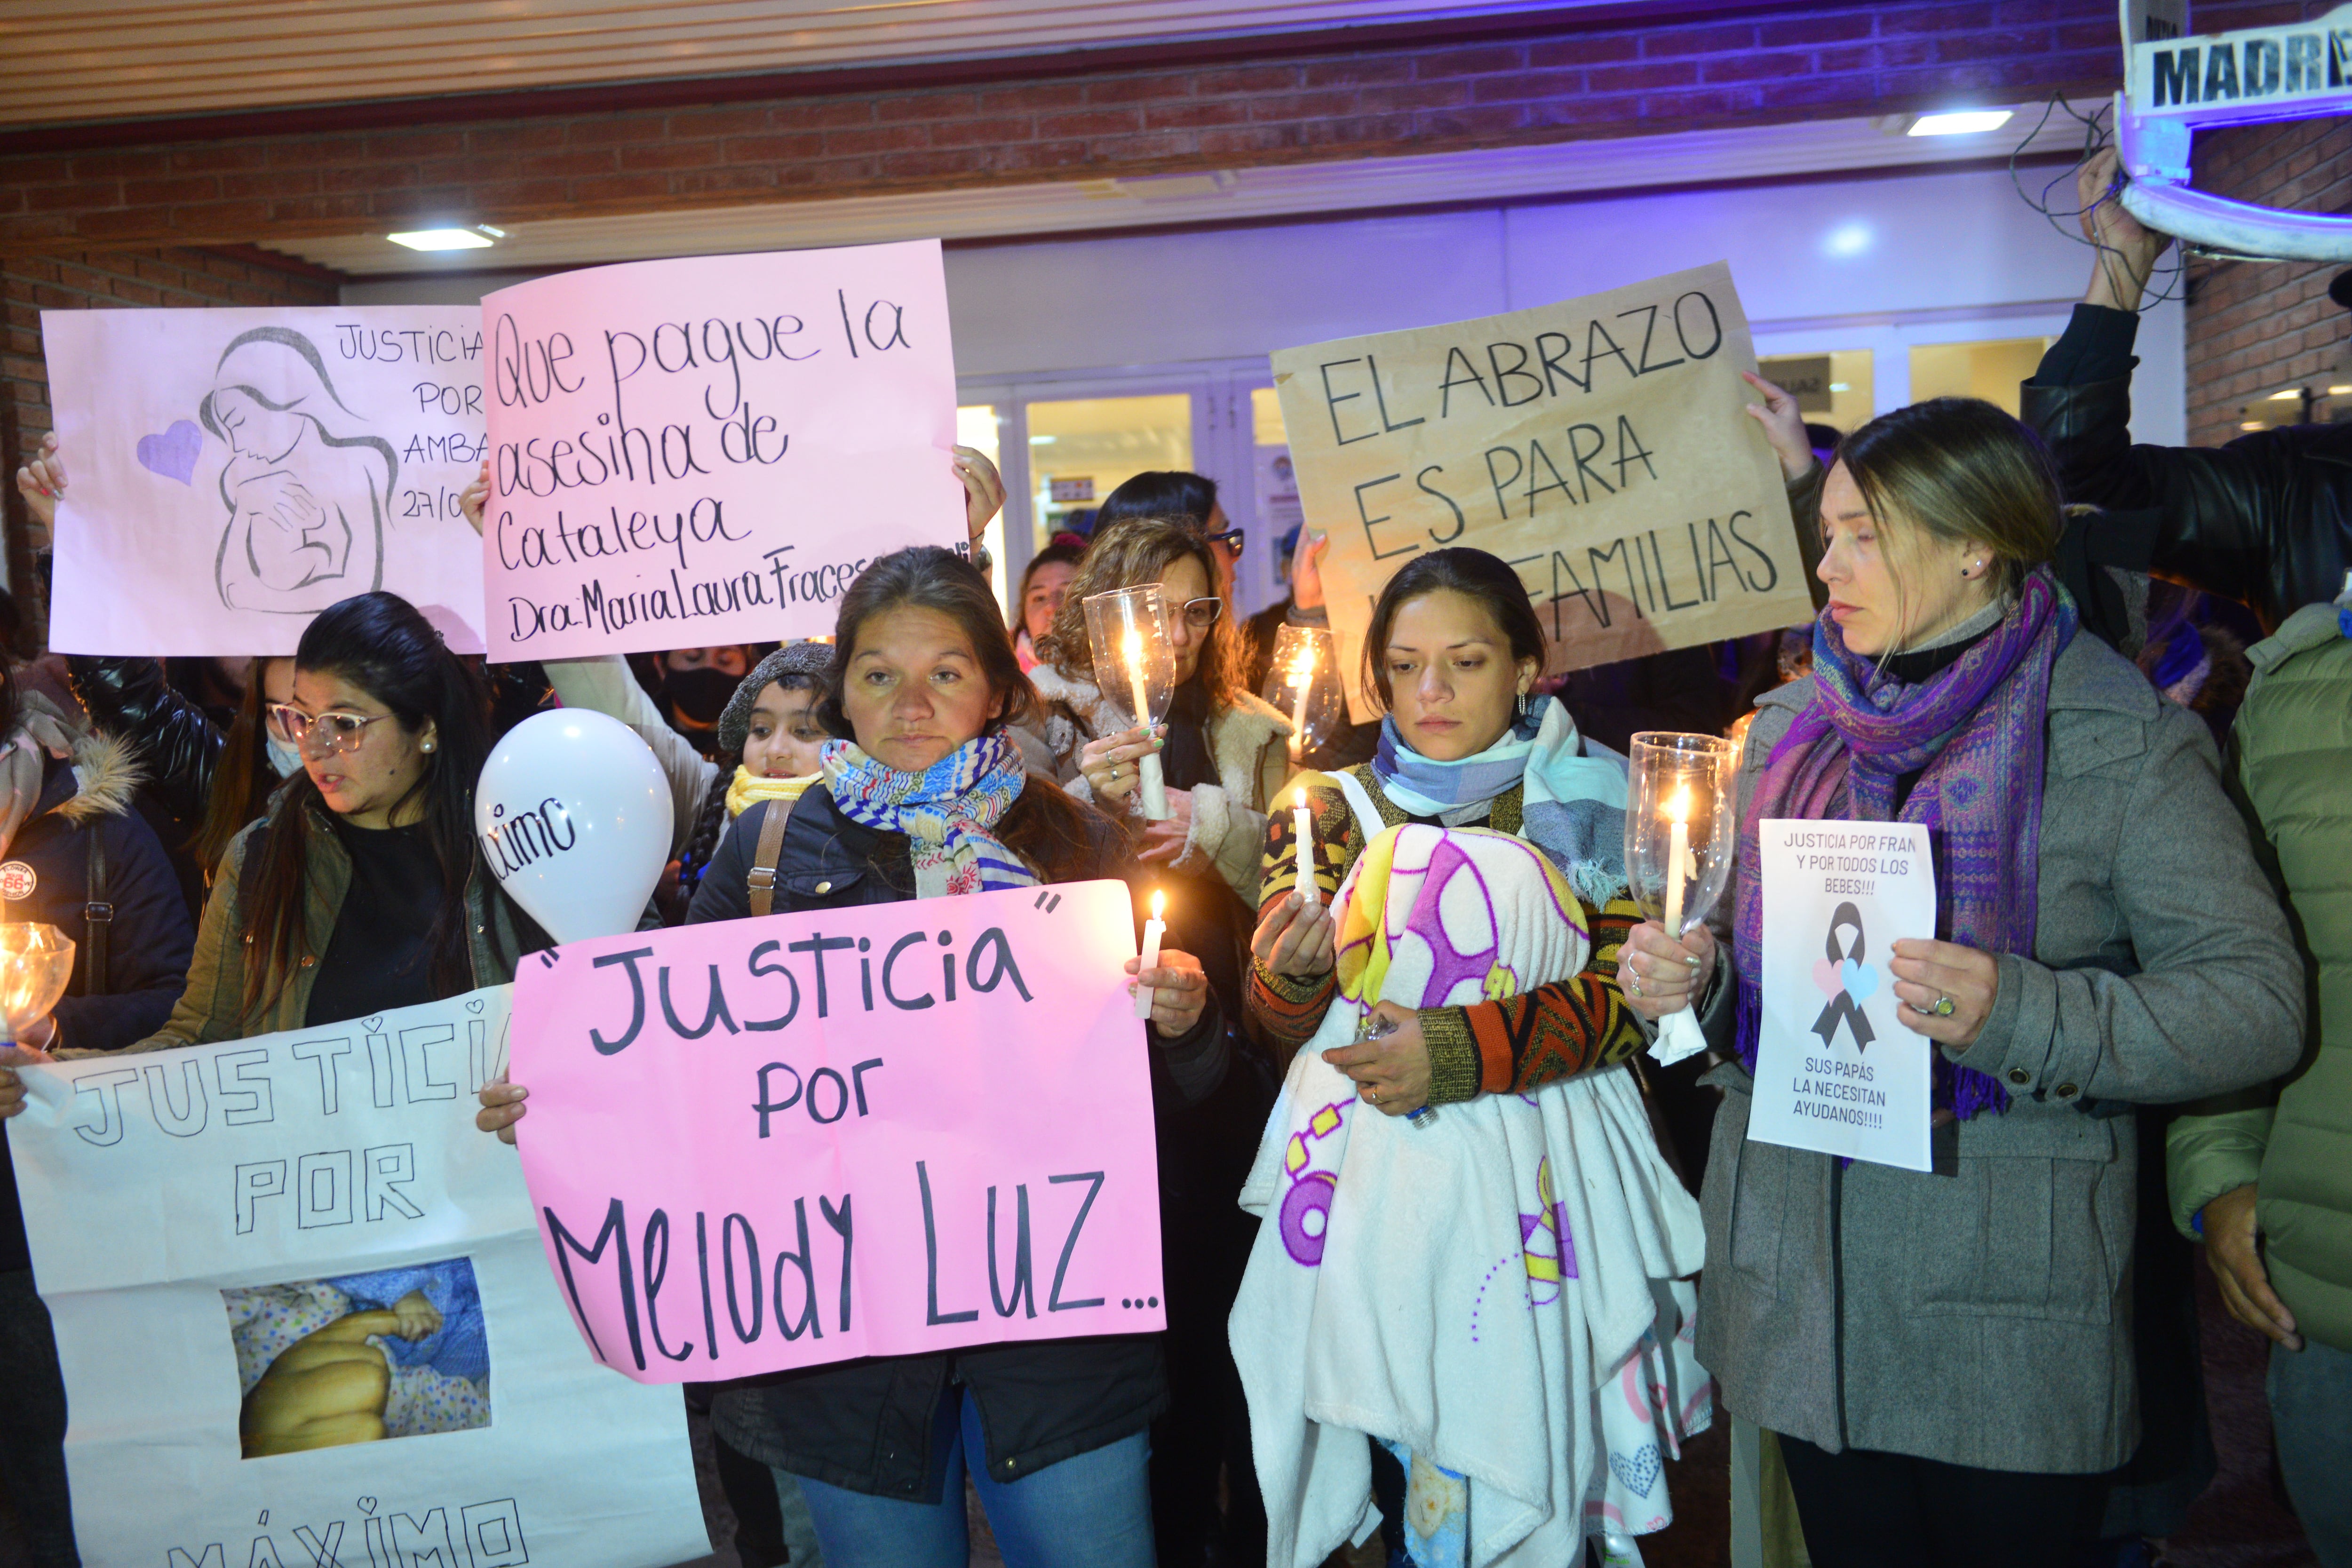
[717,641,835,754]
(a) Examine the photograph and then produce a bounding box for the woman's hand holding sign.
[1889,938,1998,1049]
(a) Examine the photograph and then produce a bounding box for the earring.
[1516,689,1530,718]
[421,740,435,753]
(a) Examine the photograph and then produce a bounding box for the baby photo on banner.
[7,986,708,1568]
[42,307,490,656]
[1271,260,1817,722]
[479,237,964,661]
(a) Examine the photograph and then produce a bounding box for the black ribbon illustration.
[1812,900,1875,1051]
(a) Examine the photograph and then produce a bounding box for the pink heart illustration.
[1812,957,1842,996]
[135,420,202,484]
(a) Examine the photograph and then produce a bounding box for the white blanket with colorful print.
[1232,825,1709,1568]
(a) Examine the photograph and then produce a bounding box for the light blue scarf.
[1372,695,1629,907]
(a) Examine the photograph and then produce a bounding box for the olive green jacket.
[2168,600,2352,1353]
[111,796,531,1054]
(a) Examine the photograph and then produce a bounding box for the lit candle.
[1663,785,1691,937]
[1287,644,1315,761]
[1121,627,1150,728]
[1120,623,1170,819]
[1293,785,1319,909]
[1134,889,1166,1020]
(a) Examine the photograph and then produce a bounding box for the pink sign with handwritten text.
[480,238,963,661]
[508,880,1165,1382]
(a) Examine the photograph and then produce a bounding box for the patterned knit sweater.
[1247,765,1647,1105]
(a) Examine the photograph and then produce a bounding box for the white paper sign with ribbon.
[7,986,708,1568]
[1748,819,1938,1172]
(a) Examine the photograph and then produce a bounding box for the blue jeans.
[783,1391,1154,1568]
[2270,1335,2352,1568]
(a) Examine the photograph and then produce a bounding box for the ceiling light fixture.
[387,228,496,252]
[1908,110,2014,136]
[2268,389,2303,400]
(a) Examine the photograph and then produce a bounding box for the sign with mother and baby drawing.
[43,306,493,657]
[8,987,707,1568]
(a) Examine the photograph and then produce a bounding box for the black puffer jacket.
[64,657,226,913]
[0,732,195,1271]
[691,783,1230,1497]
[2022,307,2352,630]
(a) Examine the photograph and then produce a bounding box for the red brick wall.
[0,0,2134,255]
[2182,115,2352,447]
[0,247,339,642]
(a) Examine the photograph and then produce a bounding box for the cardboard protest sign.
[506,880,1164,1383]
[1749,820,1938,1172]
[1271,263,1817,720]
[8,987,708,1568]
[44,308,491,656]
[480,239,962,662]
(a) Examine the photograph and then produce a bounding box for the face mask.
[265,736,304,779]
[664,666,739,725]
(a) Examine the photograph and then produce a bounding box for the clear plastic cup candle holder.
[1624,732,1739,944]
[0,924,76,1047]
[1262,623,1341,762]
[1083,584,1178,820]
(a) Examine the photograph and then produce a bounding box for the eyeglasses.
[1178,597,1224,630]
[1206,528,1245,559]
[265,704,393,756]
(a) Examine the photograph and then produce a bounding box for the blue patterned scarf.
[819,734,1036,896]
[1372,695,1629,908]
[1733,571,2076,1120]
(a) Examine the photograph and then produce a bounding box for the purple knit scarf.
[1733,570,2077,1120]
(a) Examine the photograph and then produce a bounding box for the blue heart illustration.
[1839,958,1879,1002]
[135,420,202,484]
[1609,1443,1661,1498]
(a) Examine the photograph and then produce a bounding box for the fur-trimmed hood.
[7,692,142,857]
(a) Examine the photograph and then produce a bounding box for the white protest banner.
[9,987,708,1568]
[1271,262,1817,721]
[480,239,962,662]
[45,308,489,656]
[1749,819,1938,1171]
[507,879,1165,1383]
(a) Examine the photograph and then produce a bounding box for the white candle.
[1287,645,1315,761]
[1121,626,1151,728]
[1120,623,1170,819]
[1293,786,1319,910]
[1663,785,1691,938]
[1134,889,1166,1019]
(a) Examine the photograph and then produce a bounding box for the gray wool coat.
[1696,631,2305,1474]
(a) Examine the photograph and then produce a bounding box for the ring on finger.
[1932,994,1955,1018]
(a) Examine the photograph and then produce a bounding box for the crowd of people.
[0,148,2343,1568]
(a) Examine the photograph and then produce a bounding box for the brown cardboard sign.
[1271,261,1816,721]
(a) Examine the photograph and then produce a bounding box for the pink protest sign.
[480,239,963,662]
[507,880,1165,1383]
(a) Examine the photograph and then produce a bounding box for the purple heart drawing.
[135,420,202,485]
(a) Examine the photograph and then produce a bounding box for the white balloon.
[475,708,671,945]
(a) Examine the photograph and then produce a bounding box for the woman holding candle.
[1241,545,1699,1563]
[479,546,1222,1568]
[1623,398,2305,1568]
[1030,513,1295,1563]
[0,653,194,1568]
[1248,547,1651,1105]
[1033,515,1293,906]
